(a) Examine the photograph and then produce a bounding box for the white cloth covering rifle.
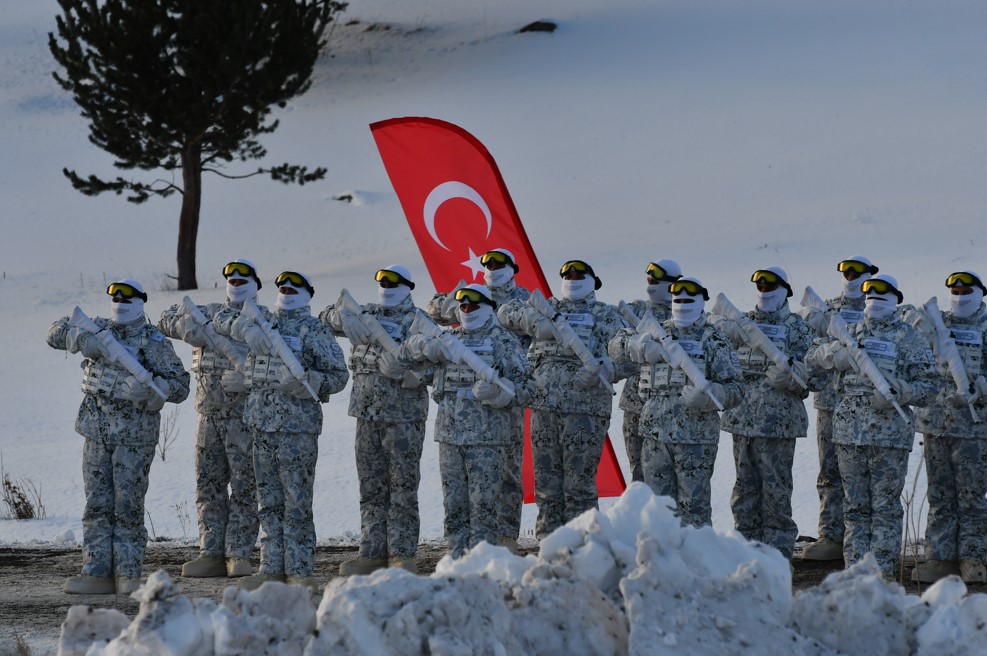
[711,293,807,390]
[527,289,616,395]
[617,300,641,328]
[69,306,168,400]
[240,298,319,401]
[923,296,980,422]
[409,312,515,398]
[336,289,401,354]
[801,286,909,422]
[636,311,724,411]
[180,296,247,374]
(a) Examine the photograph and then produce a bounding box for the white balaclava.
[226,258,260,304]
[561,277,594,301]
[646,258,682,306]
[949,270,985,319]
[483,248,517,289]
[276,272,313,312]
[840,255,875,299]
[456,284,495,330]
[755,266,791,313]
[864,274,900,320]
[378,264,413,308]
[671,277,707,328]
[110,278,146,324]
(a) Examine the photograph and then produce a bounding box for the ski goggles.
[106,282,147,302]
[946,271,985,290]
[481,250,514,268]
[750,270,784,285]
[454,288,494,306]
[223,261,256,278]
[837,260,872,275]
[275,271,314,296]
[668,279,707,297]
[861,279,898,296]
[560,260,593,277]
[374,269,413,288]
[645,262,680,283]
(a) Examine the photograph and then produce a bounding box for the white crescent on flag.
[422,181,492,252]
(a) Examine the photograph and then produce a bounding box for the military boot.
[181,554,226,577]
[911,559,960,583]
[286,575,321,592]
[64,574,115,595]
[226,557,252,578]
[801,537,843,561]
[116,576,142,594]
[237,572,287,591]
[388,556,418,574]
[499,537,520,555]
[960,559,987,583]
[339,556,387,576]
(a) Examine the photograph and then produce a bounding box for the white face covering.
[864,294,897,320]
[483,267,513,289]
[561,278,594,301]
[950,288,984,319]
[756,288,788,313]
[111,298,145,324]
[226,276,258,304]
[276,285,312,311]
[379,284,411,308]
[672,297,704,328]
[457,305,493,330]
[647,283,672,306]
[841,274,870,299]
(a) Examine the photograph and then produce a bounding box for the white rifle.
[180,296,247,374]
[527,289,616,395]
[409,311,515,398]
[69,306,168,401]
[240,298,319,401]
[801,286,909,422]
[617,300,641,328]
[336,289,401,354]
[923,296,980,422]
[710,293,807,390]
[636,310,724,411]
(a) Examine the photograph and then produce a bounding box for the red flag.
[371,116,626,501]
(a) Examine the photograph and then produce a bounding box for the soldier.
[805,274,937,579]
[215,270,349,591]
[427,248,531,552]
[157,259,263,579]
[609,277,742,526]
[909,271,987,584]
[499,259,624,538]
[799,256,880,561]
[47,279,190,594]
[399,284,530,557]
[711,266,813,561]
[611,259,682,482]
[320,265,430,575]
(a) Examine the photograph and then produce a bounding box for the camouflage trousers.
[530,409,608,539]
[254,430,318,577]
[835,443,909,578]
[814,409,844,541]
[623,410,645,483]
[923,434,987,562]
[731,436,798,559]
[354,418,425,560]
[496,410,526,541]
[641,440,718,527]
[81,439,155,579]
[439,443,503,558]
[194,412,258,559]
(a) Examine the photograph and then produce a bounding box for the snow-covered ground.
[3,0,987,653]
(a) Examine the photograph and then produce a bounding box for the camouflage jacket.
[47,315,190,445]
[499,292,625,417]
[807,315,939,449]
[319,296,430,423]
[717,303,813,438]
[158,300,254,417]
[802,294,866,411]
[609,299,672,413]
[214,305,349,434]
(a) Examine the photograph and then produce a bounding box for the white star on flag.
[461,247,485,282]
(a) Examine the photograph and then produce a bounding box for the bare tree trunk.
[176,146,202,290]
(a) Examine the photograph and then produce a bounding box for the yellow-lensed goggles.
[645,262,679,282]
[861,279,897,295]
[454,288,492,305]
[750,270,783,285]
[668,279,707,297]
[276,271,309,288]
[837,260,871,275]
[223,262,255,278]
[106,282,147,301]
[946,271,982,288]
[559,260,592,277]
[481,250,512,267]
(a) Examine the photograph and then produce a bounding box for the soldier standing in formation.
[48,280,190,594]
[216,270,349,591]
[322,265,430,575]
[157,259,263,579]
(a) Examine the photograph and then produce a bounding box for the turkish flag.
[371,116,626,501]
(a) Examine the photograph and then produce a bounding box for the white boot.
[960,558,987,583]
[801,537,843,561]
[182,554,226,577]
[911,559,960,583]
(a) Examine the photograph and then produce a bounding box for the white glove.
[405,334,452,363]
[339,310,372,345]
[144,377,168,412]
[711,316,743,342]
[627,333,666,364]
[176,314,208,347]
[945,388,976,408]
[66,327,107,359]
[277,366,321,399]
[401,370,426,390]
[765,361,806,391]
[472,380,513,408]
[681,383,725,412]
[533,316,556,341]
[573,359,614,389]
[116,375,155,403]
[221,369,247,393]
[813,341,856,372]
[377,352,406,380]
[805,308,832,337]
[873,376,914,409]
[233,316,273,355]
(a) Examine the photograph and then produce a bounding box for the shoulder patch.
[149,330,165,343]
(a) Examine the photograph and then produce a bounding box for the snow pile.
[58,483,987,655]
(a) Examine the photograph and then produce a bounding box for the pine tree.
[49,0,347,289]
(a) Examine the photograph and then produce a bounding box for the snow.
[3,0,987,652]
